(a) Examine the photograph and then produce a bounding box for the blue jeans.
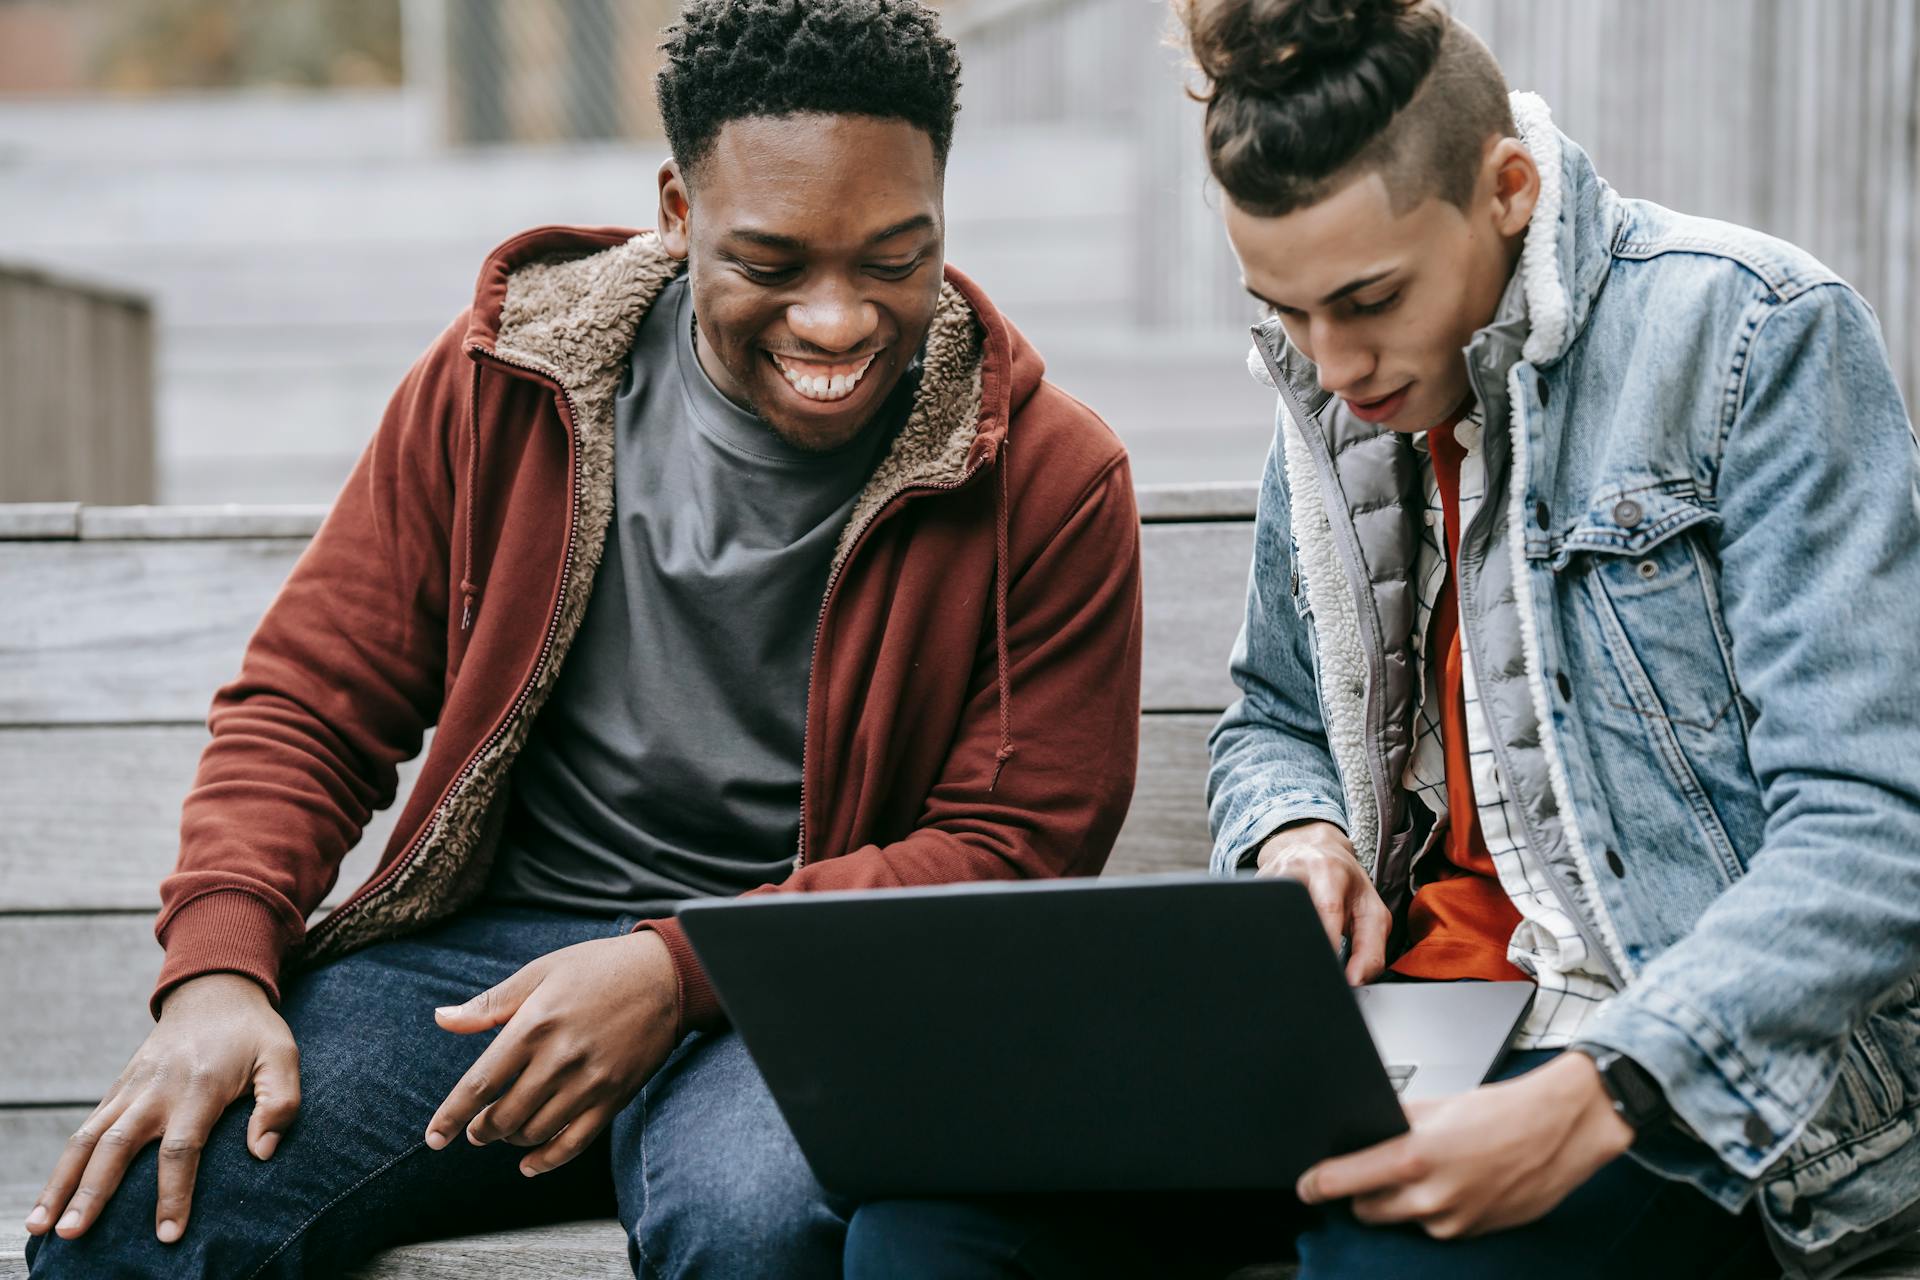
[26,904,849,1279]
[843,1052,1776,1280]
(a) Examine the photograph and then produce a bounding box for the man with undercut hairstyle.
[23,1,1143,1275]
[847,1,1920,1277]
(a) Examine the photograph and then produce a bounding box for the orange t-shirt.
[1390,418,1529,983]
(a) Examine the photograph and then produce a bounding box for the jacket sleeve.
[643,451,1145,1032]
[1575,283,1920,1191]
[1205,408,1348,875]
[150,315,469,1016]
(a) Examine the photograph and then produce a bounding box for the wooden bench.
[2,492,1916,1278]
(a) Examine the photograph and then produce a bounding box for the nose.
[1310,318,1376,398]
[786,282,879,355]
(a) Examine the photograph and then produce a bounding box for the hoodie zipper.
[794,462,987,869]
[305,349,584,951]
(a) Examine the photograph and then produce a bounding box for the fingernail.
[25,1205,47,1228]
[158,1219,180,1243]
[424,1129,446,1150]
[466,1128,485,1147]
[255,1131,280,1159]
[434,1005,458,1017]
[57,1210,81,1232]
[520,1163,539,1178]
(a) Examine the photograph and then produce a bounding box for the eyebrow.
[724,214,937,253]
[1245,269,1396,311]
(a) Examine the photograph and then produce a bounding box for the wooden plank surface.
[1140,523,1250,710]
[0,505,78,540]
[0,725,409,912]
[0,917,167,1106]
[77,505,330,541]
[0,538,303,726]
[0,1213,636,1280]
[0,1108,87,1202]
[1107,715,1212,877]
[348,1220,631,1279]
[10,493,1254,540]
[0,716,1193,912]
[1136,482,1259,522]
[0,715,1217,1102]
[0,524,1253,723]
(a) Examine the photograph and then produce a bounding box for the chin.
[1393,395,1465,435]
[762,415,871,454]
[751,350,906,453]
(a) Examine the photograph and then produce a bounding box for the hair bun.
[1187,0,1439,96]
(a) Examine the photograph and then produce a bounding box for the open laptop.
[676,875,1532,1198]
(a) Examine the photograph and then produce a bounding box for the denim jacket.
[1208,93,1920,1277]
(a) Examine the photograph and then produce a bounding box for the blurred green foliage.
[83,0,403,91]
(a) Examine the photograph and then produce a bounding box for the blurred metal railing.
[408,0,678,144]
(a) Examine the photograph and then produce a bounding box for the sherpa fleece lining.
[305,231,986,961]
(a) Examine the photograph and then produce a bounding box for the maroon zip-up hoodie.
[152,227,1144,1032]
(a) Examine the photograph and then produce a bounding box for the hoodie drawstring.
[989,441,1016,791]
[459,362,483,631]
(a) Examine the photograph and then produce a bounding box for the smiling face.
[657,112,945,453]
[1225,136,1538,434]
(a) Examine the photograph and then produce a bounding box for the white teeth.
[769,352,878,403]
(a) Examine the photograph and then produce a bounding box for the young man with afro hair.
[24,1,1144,1275]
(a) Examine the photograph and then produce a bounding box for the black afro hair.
[656,0,962,176]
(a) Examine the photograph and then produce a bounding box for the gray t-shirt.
[485,275,904,917]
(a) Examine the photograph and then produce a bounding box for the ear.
[1485,137,1539,239]
[658,160,692,260]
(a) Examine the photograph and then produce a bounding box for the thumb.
[247,1041,302,1160]
[1402,1097,1442,1125]
[435,968,534,1033]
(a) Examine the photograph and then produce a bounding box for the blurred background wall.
[0,0,1913,504]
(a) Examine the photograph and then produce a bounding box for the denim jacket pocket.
[1553,484,1752,886]
[1553,484,1742,734]
[1786,977,1920,1171]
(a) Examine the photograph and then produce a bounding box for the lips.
[767,350,880,404]
[1344,384,1412,425]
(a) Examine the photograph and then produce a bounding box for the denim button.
[1745,1114,1772,1149]
[1606,848,1626,877]
[1535,501,1551,530]
[1555,671,1573,701]
[1613,498,1644,528]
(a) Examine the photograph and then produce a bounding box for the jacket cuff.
[1578,984,1801,1204]
[1212,800,1348,875]
[635,917,725,1034]
[150,890,292,1019]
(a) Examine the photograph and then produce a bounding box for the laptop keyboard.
[1386,1064,1418,1094]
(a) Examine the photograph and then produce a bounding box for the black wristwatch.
[1572,1043,1669,1134]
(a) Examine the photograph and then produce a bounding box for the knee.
[630,1152,844,1278]
[24,1144,296,1280]
[26,1200,186,1280]
[24,1152,170,1280]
